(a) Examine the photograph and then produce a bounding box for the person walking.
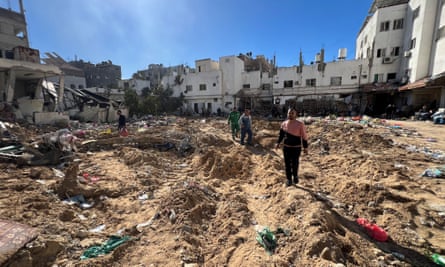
[238,108,253,145]
[275,107,309,186]
[117,109,127,136]
[227,107,241,140]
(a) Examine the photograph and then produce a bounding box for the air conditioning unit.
[404,51,412,57]
[382,57,392,64]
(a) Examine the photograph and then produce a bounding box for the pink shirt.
[281,119,307,140]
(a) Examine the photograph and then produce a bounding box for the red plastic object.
[120,128,129,137]
[356,218,388,242]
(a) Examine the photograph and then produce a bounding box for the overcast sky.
[8,0,372,78]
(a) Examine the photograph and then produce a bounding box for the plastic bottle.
[432,253,445,266]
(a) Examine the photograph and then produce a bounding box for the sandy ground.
[1,116,445,267]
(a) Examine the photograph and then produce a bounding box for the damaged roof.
[0,58,62,80]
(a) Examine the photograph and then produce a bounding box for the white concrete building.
[139,0,445,118]
[355,0,445,112]
[167,58,224,115]
[398,0,445,109]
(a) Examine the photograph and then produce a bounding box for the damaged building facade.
[0,1,68,124]
[42,53,127,123]
[0,0,126,125]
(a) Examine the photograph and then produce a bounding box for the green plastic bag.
[81,235,131,260]
[255,227,277,255]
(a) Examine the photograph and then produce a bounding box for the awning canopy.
[429,71,445,86]
[362,82,398,93]
[398,78,429,91]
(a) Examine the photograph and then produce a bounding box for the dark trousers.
[283,146,301,181]
[240,127,252,144]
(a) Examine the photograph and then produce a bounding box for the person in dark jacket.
[117,110,126,133]
[275,107,309,186]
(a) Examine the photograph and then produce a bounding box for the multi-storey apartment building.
[69,60,121,88]
[358,0,445,113]
[400,0,445,110]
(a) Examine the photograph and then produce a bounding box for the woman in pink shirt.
[275,107,309,186]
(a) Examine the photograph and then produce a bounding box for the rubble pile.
[0,116,444,266]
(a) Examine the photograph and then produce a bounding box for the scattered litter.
[255,225,277,255]
[138,192,149,200]
[432,253,445,266]
[52,168,65,178]
[136,212,160,232]
[89,224,106,233]
[78,214,88,221]
[80,235,131,259]
[168,209,176,223]
[63,195,95,209]
[421,167,445,178]
[356,218,388,242]
[252,194,271,199]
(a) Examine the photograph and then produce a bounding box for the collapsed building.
[0,1,126,124]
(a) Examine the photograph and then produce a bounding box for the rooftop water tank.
[315,53,321,63]
[338,48,347,60]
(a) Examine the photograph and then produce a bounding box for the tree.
[124,88,141,117]
[124,85,184,117]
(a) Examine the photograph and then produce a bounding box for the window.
[213,83,216,87]
[262,84,271,90]
[376,48,386,58]
[351,75,357,80]
[70,84,75,89]
[364,35,368,43]
[390,47,400,56]
[330,77,342,86]
[380,21,390,32]
[374,73,384,83]
[186,85,193,92]
[410,38,416,49]
[5,50,14,59]
[283,80,293,88]
[413,7,419,21]
[387,73,397,82]
[242,84,250,89]
[199,84,206,91]
[393,19,404,30]
[305,79,316,87]
[360,40,363,48]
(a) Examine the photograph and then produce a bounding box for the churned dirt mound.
[1,117,445,266]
